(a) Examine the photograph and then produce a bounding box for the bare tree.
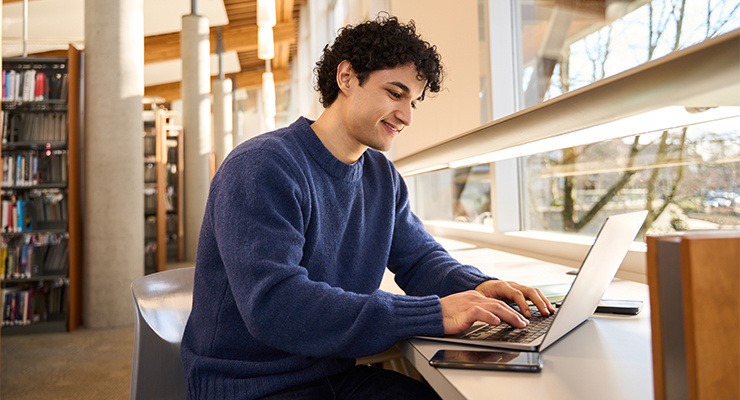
[551,0,698,235]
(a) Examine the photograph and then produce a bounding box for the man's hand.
[439,280,556,335]
[475,280,555,319]
[440,290,529,335]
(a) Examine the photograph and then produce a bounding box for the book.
[21,70,36,102]
[0,246,6,279]
[34,72,46,101]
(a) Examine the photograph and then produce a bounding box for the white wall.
[389,0,482,161]
[291,0,482,158]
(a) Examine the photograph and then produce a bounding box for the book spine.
[7,71,17,101]
[35,72,46,101]
[0,246,6,280]
[1,200,8,232]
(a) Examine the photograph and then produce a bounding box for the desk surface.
[382,239,654,400]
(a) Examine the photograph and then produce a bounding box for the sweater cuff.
[441,265,498,297]
[387,293,445,338]
[459,266,498,289]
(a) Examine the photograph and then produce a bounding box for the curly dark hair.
[314,14,444,107]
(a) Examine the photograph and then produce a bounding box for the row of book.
[144,215,180,239]
[143,135,180,162]
[144,214,180,242]
[143,186,177,212]
[1,239,69,280]
[1,192,68,233]
[1,111,68,143]
[2,69,68,102]
[1,151,68,187]
[1,280,67,327]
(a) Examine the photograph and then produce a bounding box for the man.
[181,15,554,399]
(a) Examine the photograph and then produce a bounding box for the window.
[520,0,740,108]
[401,1,739,273]
[522,115,740,240]
[410,165,493,228]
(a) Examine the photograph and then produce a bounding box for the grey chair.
[129,266,413,399]
[130,267,195,400]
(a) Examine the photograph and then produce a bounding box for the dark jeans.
[259,365,442,400]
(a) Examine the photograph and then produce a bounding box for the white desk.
[383,241,654,400]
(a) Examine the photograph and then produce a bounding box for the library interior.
[1,0,739,399]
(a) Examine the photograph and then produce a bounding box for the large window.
[405,0,740,247]
[521,0,740,108]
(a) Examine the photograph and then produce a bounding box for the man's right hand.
[439,290,529,335]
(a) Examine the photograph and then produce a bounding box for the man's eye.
[387,90,401,99]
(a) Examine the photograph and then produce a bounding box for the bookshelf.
[1,46,82,334]
[143,106,184,274]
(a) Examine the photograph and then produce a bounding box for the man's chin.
[369,143,394,153]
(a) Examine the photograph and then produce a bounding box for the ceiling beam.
[277,0,295,23]
[144,20,296,65]
[144,67,291,102]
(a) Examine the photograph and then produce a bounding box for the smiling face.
[339,62,427,156]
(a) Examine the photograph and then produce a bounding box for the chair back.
[130,267,195,400]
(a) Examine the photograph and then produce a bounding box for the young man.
[181,15,554,399]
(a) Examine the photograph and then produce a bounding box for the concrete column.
[181,14,211,262]
[84,0,144,327]
[212,78,233,169]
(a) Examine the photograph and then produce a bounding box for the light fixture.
[262,71,276,130]
[257,0,277,129]
[258,26,275,60]
[257,0,277,28]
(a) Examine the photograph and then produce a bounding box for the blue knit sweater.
[181,117,494,399]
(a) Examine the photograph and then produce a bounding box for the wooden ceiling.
[144,0,306,101]
[3,0,306,101]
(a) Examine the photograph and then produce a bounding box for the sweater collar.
[295,116,364,183]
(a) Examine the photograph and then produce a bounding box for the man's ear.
[336,60,354,94]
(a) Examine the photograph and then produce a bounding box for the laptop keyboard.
[461,308,558,343]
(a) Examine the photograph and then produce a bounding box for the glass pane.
[522,116,740,240]
[520,0,740,108]
[409,164,493,227]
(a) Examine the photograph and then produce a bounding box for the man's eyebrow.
[389,81,410,93]
[389,81,423,101]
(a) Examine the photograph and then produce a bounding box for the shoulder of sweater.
[208,136,312,202]
[221,129,308,173]
[230,128,297,160]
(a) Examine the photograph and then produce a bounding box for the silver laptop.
[417,210,648,352]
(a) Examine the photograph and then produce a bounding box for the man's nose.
[396,102,413,127]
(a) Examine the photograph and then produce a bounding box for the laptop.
[417,210,648,352]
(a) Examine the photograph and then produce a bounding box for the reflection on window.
[521,0,740,107]
[410,165,492,227]
[522,116,740,240]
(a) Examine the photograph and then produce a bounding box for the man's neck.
[310,106,366,164]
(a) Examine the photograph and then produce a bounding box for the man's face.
[342,63,426,153]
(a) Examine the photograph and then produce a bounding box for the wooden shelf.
[1,46,82,333]
[143,107,184,274]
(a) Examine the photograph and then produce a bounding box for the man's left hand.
[475,280,556,319]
